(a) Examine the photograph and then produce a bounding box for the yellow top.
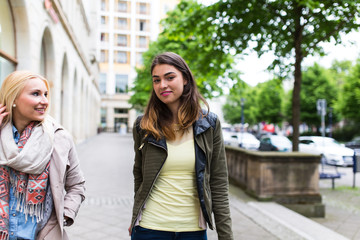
[140,129,202,232]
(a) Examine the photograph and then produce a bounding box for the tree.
[255,79,284,124]
[169,0,360,150]
[339,59,360,123]
[129,0,236,111]
[222,76,258,125]
[300,63,338,127]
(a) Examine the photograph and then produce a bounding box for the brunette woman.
[0,71,85,240]
[130,52,233,240]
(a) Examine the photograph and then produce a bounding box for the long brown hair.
[141,52,209,140]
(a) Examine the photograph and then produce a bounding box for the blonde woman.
[0,71,85,240]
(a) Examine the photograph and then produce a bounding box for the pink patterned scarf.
[0,122,51,239]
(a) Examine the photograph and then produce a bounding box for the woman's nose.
[160,80,167,88]
[41,95,49,105]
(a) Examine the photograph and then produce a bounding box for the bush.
[332,123,360,142]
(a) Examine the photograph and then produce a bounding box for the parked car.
[223,131,260,150]
[345,136,360,155]
[299,136,354,167]
[258,135,292,152]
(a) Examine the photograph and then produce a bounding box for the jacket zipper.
[132,141,167,229]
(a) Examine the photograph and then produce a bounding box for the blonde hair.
[0,70,51,128]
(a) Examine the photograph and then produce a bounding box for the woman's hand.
[128,225,132,236]
[0,104,9,124]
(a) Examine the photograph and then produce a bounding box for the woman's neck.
[12,119,31,135]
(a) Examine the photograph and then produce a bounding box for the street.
[66,133,276,240]
[66,133,360,240]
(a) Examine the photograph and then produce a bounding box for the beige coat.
[37,124,85,240]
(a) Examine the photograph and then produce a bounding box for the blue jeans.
[131,226,207,240]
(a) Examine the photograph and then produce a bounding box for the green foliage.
[300,63,338,125]
[223,78,284,125]
[129,0,236,110]
[255,79,284,124]
[222,77,258,125]
[193,0,360,75]
[339,59,360,122]
[332,122,360,142]
[168,0,360,150]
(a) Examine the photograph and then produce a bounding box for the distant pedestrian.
[129,52,233,240]
[0,71,85,240]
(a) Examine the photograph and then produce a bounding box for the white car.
[223,131,260,150]
[299,136,354,167]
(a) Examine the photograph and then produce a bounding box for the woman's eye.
[44,93,48,98]
[153,79,160,83]
[32,92,39,96]
[168,76,175,80]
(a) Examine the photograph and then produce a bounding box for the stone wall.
[226,146,325,217]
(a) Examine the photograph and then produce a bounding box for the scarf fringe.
[9,175,45,223]
[0,231,9,240]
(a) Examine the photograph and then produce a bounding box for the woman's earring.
[13,104,16,108]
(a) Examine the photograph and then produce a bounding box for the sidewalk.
[66,133,360,239]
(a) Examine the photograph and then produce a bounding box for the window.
[101,16,106,25]
[139,21,146,31]
[101,0,106,11]
[99,73,107,94]
[114,108,128,114]
[136,52,143,65]
[100,50,107,62]
[115,74,128,93]
[0,0,16,83]
[115,51,127,63]
[139,36,146,48]
[100,108,107,127]
[116,35,127,46]
[118,2,127,12]
[100,33,107,42]
[139,3,147,14]
[117,18,127,30]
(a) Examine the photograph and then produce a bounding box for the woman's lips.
[161,91,171,96]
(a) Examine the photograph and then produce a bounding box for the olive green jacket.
[131,112,233,240]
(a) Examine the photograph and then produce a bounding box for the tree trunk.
[292,4,303,151]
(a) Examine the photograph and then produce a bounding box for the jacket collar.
[146,111,212,148]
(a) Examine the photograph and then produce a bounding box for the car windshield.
[313,138,340,147]
[271,136,291,145]
[238,133,257,140]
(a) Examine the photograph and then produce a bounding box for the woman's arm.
[210,119,234,240]
[61,131,85,226]
[132,120,143,194]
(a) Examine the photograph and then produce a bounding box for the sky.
[236,31,360,87]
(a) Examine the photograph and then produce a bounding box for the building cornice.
[77,0,91,34]
[50,0,91,75]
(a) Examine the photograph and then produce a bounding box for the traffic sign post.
[353,153,360,188]
[316,99,327,137]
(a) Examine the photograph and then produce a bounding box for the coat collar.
[146,110,215,147]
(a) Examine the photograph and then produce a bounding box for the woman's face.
[13,78,49,124]
[152,64,187,110]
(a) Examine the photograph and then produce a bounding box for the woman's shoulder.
[200,109,218,127]
[44,116,73,143]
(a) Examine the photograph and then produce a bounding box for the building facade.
[0,0,100,143]
[97,0,178,132]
